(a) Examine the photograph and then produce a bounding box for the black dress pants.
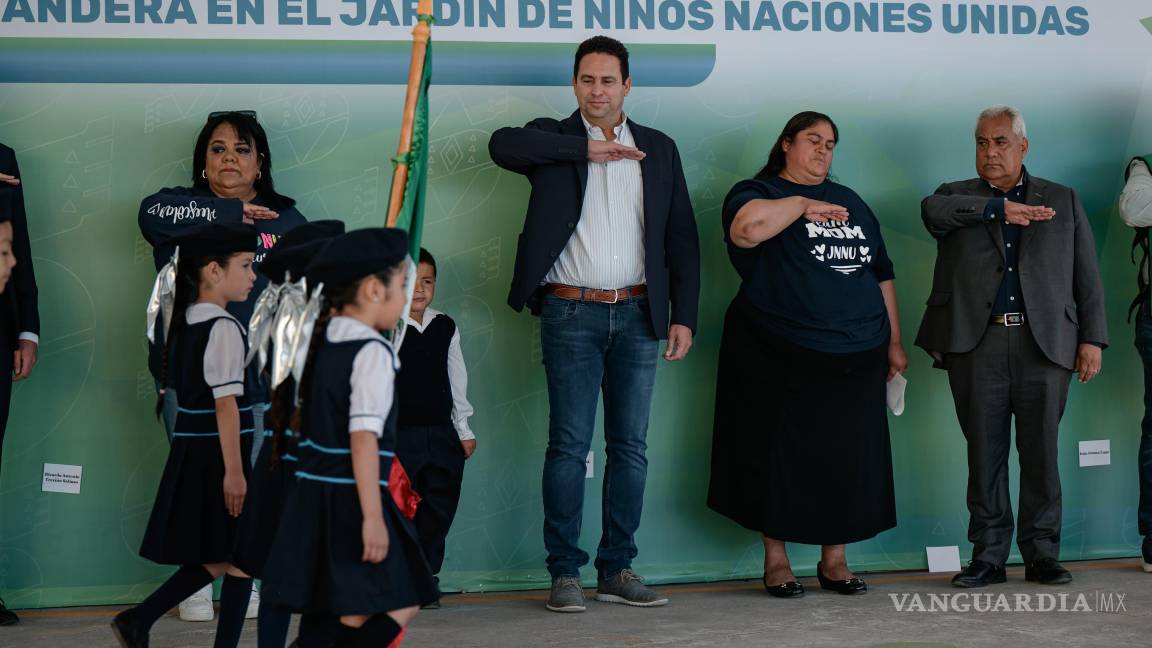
[396,423,466,574]
[946,323,1071,566]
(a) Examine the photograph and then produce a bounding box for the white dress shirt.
[544,113,646,290]
[327,316,398,439]
[403,308,475,441]
[186,303,245,399]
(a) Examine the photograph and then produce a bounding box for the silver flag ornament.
[146,247,179,345]
[290,283,326,387]
[246,280,287,374]
[269,278,324,390]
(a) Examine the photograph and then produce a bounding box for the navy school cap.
[174,221,258,258]
[275,220,346,251]
[0,187,13,225]
[258,220,346,282]
[305,227,409,286]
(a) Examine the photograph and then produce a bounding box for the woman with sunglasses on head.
[137,110,308,623]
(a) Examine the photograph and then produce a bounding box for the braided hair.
[268,260,406,458]
[154,252,237,419]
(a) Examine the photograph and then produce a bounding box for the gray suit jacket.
[914,175,1107,370]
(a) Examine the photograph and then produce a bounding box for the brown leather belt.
[545,283,647,304]
[990,312,1025,327]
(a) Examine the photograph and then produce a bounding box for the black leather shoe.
[1141,536,1152,573]
[816,561,867,595]
[762,575,805,598]
[951,560,1006,588]
[0,598,17,626]
[110,608,149,648]
[421,599,442,610]
[1025,558,1072,585]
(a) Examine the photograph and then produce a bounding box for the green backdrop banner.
[1,1,1151,608]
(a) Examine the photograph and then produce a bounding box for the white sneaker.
[178,584,214,622]
[245,582,260,620]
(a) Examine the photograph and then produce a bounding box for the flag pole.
[386,0,433,227]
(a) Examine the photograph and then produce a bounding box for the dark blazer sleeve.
[0,146,39,338]
[488,119,588,175]
[1070,189,1108,347]
[665,142,700,332]
[921,182,994,239]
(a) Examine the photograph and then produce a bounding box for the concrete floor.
[3,559,1149,647]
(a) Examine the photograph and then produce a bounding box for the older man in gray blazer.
[916,105,1107,588]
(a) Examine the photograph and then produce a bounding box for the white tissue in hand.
[887,372,907,416]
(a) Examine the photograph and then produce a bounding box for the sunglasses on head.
[208,110,258,119]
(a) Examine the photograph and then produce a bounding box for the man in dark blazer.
[916,106,1106,589]
[489,36,699,613]
[0,143,40,626]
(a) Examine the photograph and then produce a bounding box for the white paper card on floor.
[925,545,962,573]
[42,463,83,494]
[1078,440,1111,467]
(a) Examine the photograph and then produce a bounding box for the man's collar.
[986,166,1029,193]
[580,112,627,137]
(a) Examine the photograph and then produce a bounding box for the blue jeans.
[1135,302,1152,537]
[539,294,660,579]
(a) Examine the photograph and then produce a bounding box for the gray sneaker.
[595,569,669,607]
[546,576,587,613]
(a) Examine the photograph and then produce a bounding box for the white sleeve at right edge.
[1120,160,1152,228]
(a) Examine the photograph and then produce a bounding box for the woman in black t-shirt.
[707,111,906,598]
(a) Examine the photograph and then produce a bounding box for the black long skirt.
[707,297,896,545]
[260,481,439,616]
[139,434,254,565]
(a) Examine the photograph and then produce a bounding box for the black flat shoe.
[1025,558,1072,585]
[762,575,805,598]
[421,600,442,610]
[0,598,18,626]
[1141,536,1152,573]
[110,608,149,648]
[816,561,867,595]
[951,560,1007,588]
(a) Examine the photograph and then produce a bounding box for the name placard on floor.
[1078,440,1111,467]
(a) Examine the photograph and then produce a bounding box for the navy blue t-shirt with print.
[138,186,308,326]
[722,176,894,353]
[139,186,308,399]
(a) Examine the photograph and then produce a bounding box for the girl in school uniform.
[113,221,259,648]
[262,228,438,647]
[231,219,345,648]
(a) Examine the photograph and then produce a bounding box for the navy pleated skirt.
[261,479,439,615]
[140,433,254,565]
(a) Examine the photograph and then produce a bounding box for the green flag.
[388,20,432,344]
[389,39,431,263]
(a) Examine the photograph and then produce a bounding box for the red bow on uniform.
[388,459,421,520]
